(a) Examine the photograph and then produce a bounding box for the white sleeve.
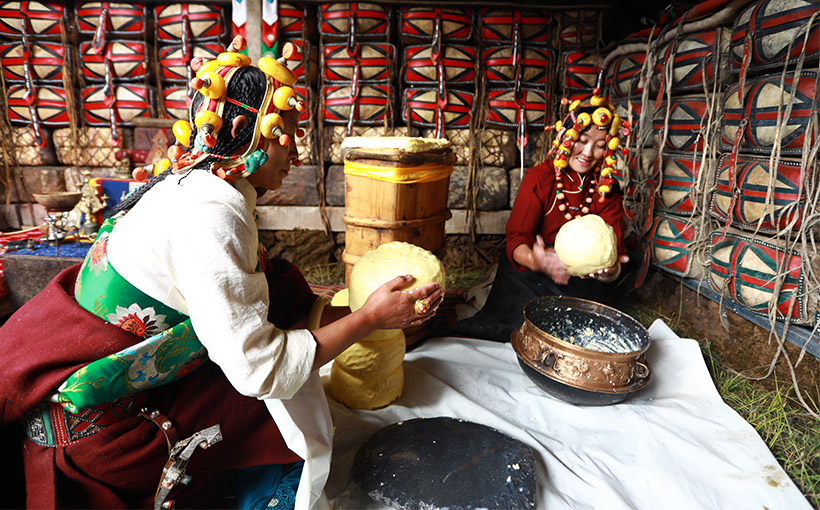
[108,176,316,400]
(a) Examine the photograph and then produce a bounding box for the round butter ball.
[348,242,445,312]
[553,214,617,277]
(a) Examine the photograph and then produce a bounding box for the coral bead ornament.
[167,144,184,160]
[191,71,226,100]
[227,35,247,52]
[260,113,284,139]
[190,57,205,73]
[176,32,304,182]
[172,120,192,147]
[548,83,631,202]
[281,41,297,60]
[194,110,222,151]
[258,56,297,87]
[273,87,299,111]
[132,166,149,181]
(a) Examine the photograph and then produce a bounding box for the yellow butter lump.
[553,214,617,276]
[330,362,404,410]
[334,330,406,376]
[331,242,444,410]
[348,241,445,313]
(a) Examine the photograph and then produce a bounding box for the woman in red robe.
[453,93,631,342]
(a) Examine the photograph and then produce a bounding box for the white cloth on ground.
[322,320,811,510]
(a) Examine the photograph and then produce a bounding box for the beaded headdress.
[547,87,631,218]
[134,35,305,182]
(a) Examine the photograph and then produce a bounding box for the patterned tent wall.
[709,0,820,327]
[0,2,610,230]
[300,4,605,223]
[604,26,659,252]
[0,1,67,171]
[600,0,820,328]
[254,2,323,209]
[0,1,125,228]
[646,23,730,281]
[0,0,234,224]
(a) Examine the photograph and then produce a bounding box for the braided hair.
[108,66,269,217]
[560,103,600,139]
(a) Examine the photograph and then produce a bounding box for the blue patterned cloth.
[12,241,92,258]
[236,461,303,510]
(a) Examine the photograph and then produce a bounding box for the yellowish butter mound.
[330,362,404,410]
[334,331,405,376]
[348,242,445,313]
[554,214,617,276]
[341,136,451,153]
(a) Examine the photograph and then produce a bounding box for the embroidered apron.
[57,216,208,413]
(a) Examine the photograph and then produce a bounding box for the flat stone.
[2,246,88,310]
[325,165,345,206]
[353,417,536,510]
[257,165,320,206]
[448,166,509,211]
[522,130,552,169]
[509,168,524,209]
[3,167,67,202]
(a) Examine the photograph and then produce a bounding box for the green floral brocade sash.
[58,217,208,413]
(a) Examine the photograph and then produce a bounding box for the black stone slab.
[353,417,536,510]
[2,253,83,311]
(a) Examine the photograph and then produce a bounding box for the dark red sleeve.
[264,257,318,329]
[506,163,552,270]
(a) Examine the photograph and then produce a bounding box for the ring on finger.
[414,299,430,315]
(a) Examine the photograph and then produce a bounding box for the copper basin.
[511,296,651,406]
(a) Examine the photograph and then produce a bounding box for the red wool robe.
[506,159,627,270]
[0,259,316,508]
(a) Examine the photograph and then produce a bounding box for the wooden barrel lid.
[343,146,455,166]
[342,136,455,166]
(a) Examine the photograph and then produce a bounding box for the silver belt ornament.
[152,423,223,510]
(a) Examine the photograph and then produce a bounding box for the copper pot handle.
[540,349,563,373]
[633,361,650,379]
